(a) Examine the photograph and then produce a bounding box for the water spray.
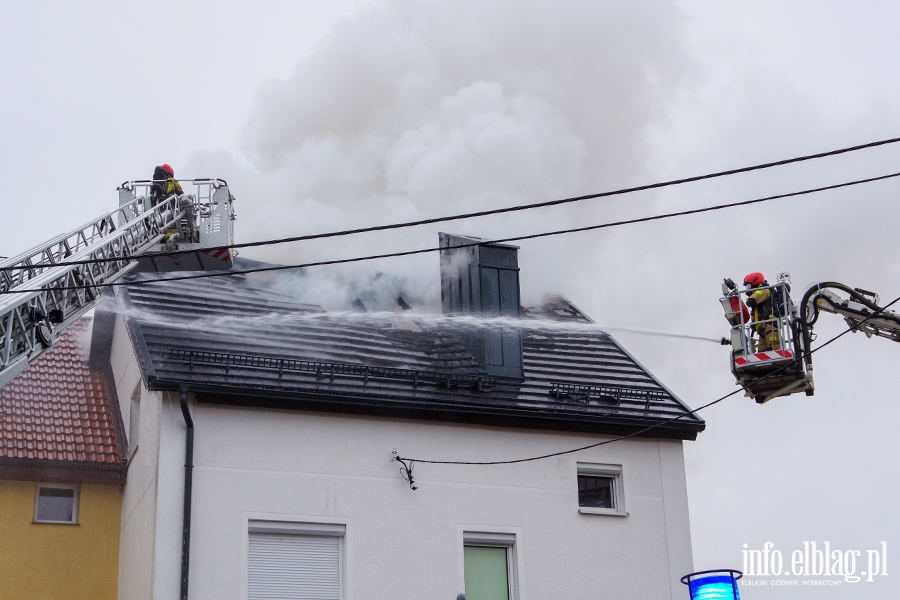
[99,298,723,344]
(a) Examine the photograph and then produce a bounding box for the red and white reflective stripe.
[201,248,231,260]
[734,350,793,366]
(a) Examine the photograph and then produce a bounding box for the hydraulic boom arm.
[801,282,900,344]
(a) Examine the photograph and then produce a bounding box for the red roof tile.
[0,318,124,465]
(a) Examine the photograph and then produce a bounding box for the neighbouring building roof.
[0,318,127,485]
[116,266,704,440]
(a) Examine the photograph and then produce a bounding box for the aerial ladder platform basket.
[720,274,900,404]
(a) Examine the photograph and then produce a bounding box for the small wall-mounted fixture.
[393,453,417,490]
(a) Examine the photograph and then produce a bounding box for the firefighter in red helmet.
[743,272,780,352]
[150,163,184,206]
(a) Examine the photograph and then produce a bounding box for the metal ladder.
[0,194,186,387]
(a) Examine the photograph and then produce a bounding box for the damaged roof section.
[0,318,127,485]
[117,268,704,440]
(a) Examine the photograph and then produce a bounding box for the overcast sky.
[3,2,899,598]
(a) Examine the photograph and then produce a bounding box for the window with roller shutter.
[248,522,345,600]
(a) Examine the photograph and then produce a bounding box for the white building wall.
[139,394,695,600]
[659,439,695,599]
[111,317,162,600]
[152,390,192,600]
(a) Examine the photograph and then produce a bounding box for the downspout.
[178,385,194,600]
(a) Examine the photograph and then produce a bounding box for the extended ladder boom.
[0,179,236,388]
[0,196,184,387]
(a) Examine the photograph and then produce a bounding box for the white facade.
[112,316,695,600]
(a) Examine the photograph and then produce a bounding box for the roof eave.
[0,457,127,486]
[603,333,705,425]
[148,378,705,441]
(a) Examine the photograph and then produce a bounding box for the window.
[577,463,626,516]
[463,532,518,600]
[33,485,79,524]
[248,521,344,600]
[579,475,615,508]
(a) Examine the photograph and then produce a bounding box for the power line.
[3,170,897,295]
[395,294,900,466]
[6,135,900,272]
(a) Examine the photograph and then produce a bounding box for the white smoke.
[186,0,692,308]
[180,4,900,597]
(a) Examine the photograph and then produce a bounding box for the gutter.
[178,386,194,600]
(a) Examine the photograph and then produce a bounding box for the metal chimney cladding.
[439,233,523,378]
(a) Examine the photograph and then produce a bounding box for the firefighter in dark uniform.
[744,272,780,352]
[150,164,184,206]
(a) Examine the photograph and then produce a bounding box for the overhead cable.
[396,294,900,465]
[6,135,900,271]
[4,170,897,295]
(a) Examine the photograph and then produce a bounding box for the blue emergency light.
[680,569,742,600]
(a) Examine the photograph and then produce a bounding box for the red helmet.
[743,272,765,287]
[161,164,174,176]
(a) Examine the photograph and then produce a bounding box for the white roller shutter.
[249,531,342,600]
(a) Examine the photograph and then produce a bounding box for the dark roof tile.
[119,273,704,439]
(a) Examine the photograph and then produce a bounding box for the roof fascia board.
[116,287,158,385]
[0,458,126,486]
[548,293,595,323]
[147,379,701,440]
[540,294,701,425]
[603,334,705,425]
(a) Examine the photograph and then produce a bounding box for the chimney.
[439,233,523,378]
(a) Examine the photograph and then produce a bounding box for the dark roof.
[117,269,704,440]
[0,318,127,485]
